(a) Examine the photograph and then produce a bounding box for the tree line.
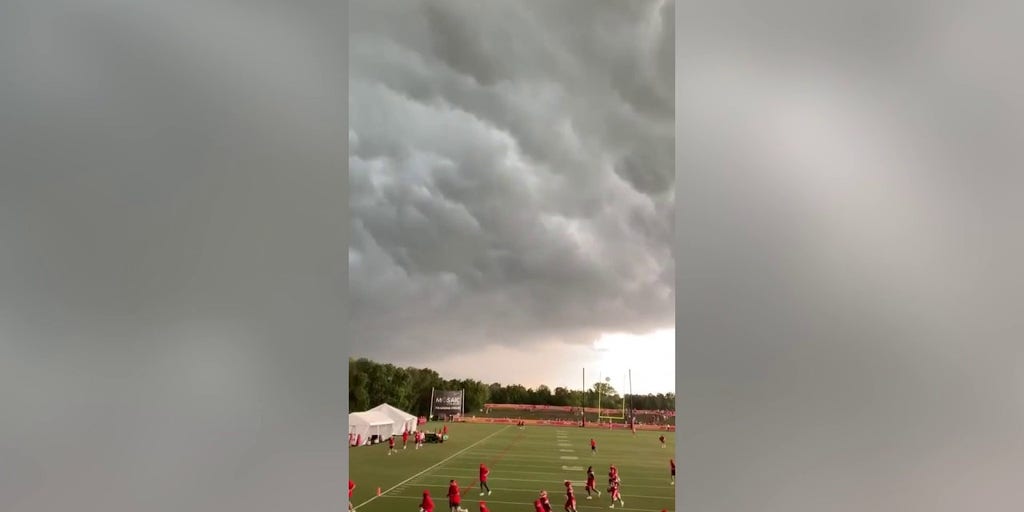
[349,357,675,417]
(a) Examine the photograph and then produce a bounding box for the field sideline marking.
[353,425,512,510]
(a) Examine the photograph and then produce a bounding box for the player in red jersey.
[533,498,544,512]
[387,435,396,455]
[478,500,489,512]
[348,480,355,511]
[584,466,600,499]
[607,465,619,488]
[590,438,597,455]
[563,481,578,512]
[403,429,410,449]
[670,458,676,485]
[659,435,666,448]
[478,463,491,495]
[539,490,553,512]
[419,489,434,512]
[447,479,468,512]
[608,480,624,509]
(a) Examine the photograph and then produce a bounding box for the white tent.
[368,403,418,434]
[348,411,395,443]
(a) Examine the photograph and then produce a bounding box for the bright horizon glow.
[379,328,676,397]
[589,328,675,395]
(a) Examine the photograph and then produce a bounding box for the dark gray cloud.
[349,0,674,355]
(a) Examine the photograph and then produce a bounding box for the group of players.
[411,464,636,512]
[385,424,452,455]
[351,429,675,511]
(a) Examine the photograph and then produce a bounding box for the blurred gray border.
[675,2,1023,511]
[1,2,350,511]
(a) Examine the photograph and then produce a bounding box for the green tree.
[535,385,553,405]
[592,382,617,397]
[553,387,571,406]
[349,359,370,412]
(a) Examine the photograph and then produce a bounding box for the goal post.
[597,372,627,421]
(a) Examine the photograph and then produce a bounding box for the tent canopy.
[349,410,395,440]
[368,403,418,433]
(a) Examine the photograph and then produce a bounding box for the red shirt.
[388,437,394,447]
[447,483,460,504]
[348,480,355,498]
[479,465,489,482]
[670,460,676,470]
[403,431,409,441]
[590,439,596,447]
[479,503,489,512]
[420,493,434,512]
[533,500,544,512]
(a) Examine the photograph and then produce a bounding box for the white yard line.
[411,474,672,490]
[353,425,511,510]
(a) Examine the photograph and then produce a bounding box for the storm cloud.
[348,0,675,356]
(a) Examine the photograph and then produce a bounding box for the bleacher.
[468,404,675,426]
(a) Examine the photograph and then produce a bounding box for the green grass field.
[350,422,675,512]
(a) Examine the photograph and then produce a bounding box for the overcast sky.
[348,0,675,394]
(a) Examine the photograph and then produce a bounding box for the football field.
[349,423,675,512]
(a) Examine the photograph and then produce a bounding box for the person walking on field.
[419,489,434,512]
[533,498,544,512]
[403,428,410,449]
[659,434,666,448]
[538,490,553,512]
[607,480,624,509]
[670,458,676,485]
[348,480,355,511]
[387,435,396,455]
[447,479,468,512]
[584,466,601,499]
[563,480,578,512]
[590,438,597,455]
[478,463,491,496]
